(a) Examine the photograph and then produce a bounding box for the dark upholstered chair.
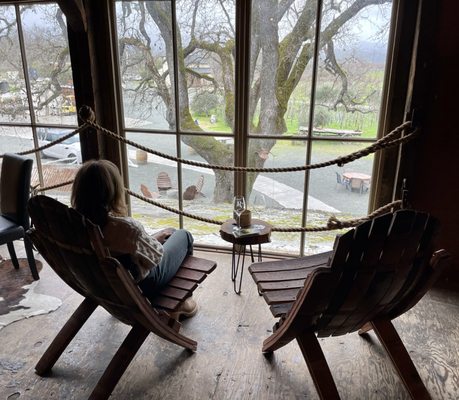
[250,209,451,399]
[28,195,216,399]
[0,153,39,280]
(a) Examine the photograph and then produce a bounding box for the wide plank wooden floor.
[1,244,458,399]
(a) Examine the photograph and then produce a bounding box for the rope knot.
[79,105,95,123]
[327,215,343,229]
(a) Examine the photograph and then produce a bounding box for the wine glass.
[233,195,246,231]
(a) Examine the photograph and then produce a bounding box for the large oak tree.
[118,0,390,202]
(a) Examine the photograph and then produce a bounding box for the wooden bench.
[249,209,450,399]
[298,126,362,137]
[27,195,216,400]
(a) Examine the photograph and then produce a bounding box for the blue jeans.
[139,229,193,300]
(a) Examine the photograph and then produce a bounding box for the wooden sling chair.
[27,195,217,400]
[249,209,451,400]
[157,171,173,192]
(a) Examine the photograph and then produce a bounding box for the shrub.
[191,92,221,116]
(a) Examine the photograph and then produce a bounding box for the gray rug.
[0,258,62,330]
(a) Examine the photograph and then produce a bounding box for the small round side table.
[219,219,272,294]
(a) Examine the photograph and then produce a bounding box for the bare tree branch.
[218,0,235,37]
[190,0,200,39]
[119,36,172,116]
[185,67,218,93]
[138,2,151,49]
[278,0,297,22]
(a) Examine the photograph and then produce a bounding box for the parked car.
[38,128,82,164]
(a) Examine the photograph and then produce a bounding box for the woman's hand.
[152,228,176,244]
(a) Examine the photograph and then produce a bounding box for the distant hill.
[335,40,388,65]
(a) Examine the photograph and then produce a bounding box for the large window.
[115,0,394,255]
[0,3,78,202]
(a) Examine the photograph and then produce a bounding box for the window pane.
[181,134,234,245]
[0,127,76,205]
[131,197,180,232]
[0,125,33,154]
[33,163,77,206]
[176,0,235,134]
[0,6,30,123]
[34,125,80,202]
[246,138,308,255]
[38,127,82,165]
[126,132,180,229]
[249,2,318,137]
[181,135,233,203]
[309,141,373,216]
[116,1,176,131]
[312,2,393,139]
[21,4,76,125]
[303,141,374,252]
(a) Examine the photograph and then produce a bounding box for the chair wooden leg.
[371,320,431,400]
[89,324,150,400]
[36,298,98,375]
[358,322,373,335]
[297,331,340,400]
[24,235,39,280]
[7,242,19,268]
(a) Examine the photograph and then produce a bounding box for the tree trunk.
[245,0,283,195]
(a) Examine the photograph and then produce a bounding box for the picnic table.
[343,171,371,194]
[298,126,362,137]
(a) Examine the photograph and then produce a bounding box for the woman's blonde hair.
[71,159,127,226]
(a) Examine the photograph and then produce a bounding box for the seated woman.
[71,159,197,319]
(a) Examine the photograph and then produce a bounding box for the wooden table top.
[343,172,371,181]
[220,219,272,245]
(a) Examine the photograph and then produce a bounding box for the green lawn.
[193,112,379,139]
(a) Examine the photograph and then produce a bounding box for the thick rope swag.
[33,179,402,232]
[7,105,414,231]
[128,189,402,232]
[78,105,417,172]
[1,105,416,173]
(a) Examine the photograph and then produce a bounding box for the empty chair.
[157,171,173,192]
[183,185,198,200]
[0,153,39,280]
[249,209,451,399]
[27,195,216,399]
[183,175,206,200]
[195,174,205,194]
[140,183,153,198]
[140,183,159,199]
